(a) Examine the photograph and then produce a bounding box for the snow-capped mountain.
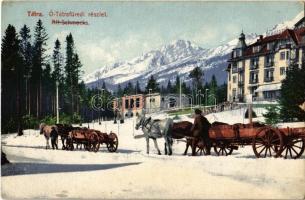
[84,12,303,91]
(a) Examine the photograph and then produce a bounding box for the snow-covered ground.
[1,109,305,199]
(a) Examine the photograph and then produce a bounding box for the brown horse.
[172,119,212,156]
[172,121,200,155]
[39,123,58,149]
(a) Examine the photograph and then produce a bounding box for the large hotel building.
[227,17,305,102]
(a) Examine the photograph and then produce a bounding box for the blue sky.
[1,1,303,76]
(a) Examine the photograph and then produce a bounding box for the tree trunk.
[36,86,39,118]
[17,69,23,136]
[39,77,42,118]
[28,87,31,115]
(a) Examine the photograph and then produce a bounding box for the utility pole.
[205,89,209,108]
[56,81,59,124]
[149,88,152,113]
[179,77,182,109]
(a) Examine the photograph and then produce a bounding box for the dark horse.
[55,124,75,150]
[172,118,212,156]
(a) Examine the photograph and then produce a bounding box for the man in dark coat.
[191,109,211,156]
[50,127,58,150]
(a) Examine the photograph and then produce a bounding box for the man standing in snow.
[191,109,211,156]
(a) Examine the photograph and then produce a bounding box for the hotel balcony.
[264,76,274,83]
[278,43,292,50]
[250,64,259,70]
[249,79,258,84]
[265,61,274,68]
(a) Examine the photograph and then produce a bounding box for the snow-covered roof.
[255,83,281,92]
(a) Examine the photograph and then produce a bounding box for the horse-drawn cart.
[208,123,305,159]
[66,128,119,153]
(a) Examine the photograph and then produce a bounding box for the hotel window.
[233,50,237,58]
[150,98,155,103]
[280,52,285,60]
[250,72,258,83]
[286,51,290,60]
[136,98,140,108]
[250,57,259,69]
[125,99,129,109]
[233,76,237,83]
[253,46,260,53]
[267,42,273,50]
[265,54,274,66]
[280,67,286,75]
[237,49,242,57]
[264,69,274,82]
[130,99,134,108]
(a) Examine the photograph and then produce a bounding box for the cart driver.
[191,109,211,156]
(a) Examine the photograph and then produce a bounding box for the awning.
[255,83,281,93]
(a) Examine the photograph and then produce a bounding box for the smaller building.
[113,94,145,117]
[145,93,162,113]
[113,93,191,116]
[161,94,190,110]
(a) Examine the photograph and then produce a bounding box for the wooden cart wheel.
[107,133,119,152]
[252,127,283,158]
[88,133,100,152]
[281,137,305,159]
[196,139,211,155]
[214,141,233,156]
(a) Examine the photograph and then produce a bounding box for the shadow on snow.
[1,162,141,177]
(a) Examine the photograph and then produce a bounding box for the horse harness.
[140,117,160,133]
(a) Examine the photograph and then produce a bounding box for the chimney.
[259,35,263,40]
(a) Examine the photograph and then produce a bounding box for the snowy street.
[1,111,305,199]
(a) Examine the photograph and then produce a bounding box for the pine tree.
[19,25,33,115]
[1,24,24,134]
[166,80,173,94]
[72,53,83,116]
[263,105,280,125]
[189,66,204,91]
[208,75,218,106]
[42,63,53,115]
[217,82,227,103]
[64,33,76,114]
[145,75,159,93]
[174,75,180,93]
[123,82,134,95]
[32,19,48,118]
[52,39,63,83]
[117,84,123,97]
[280,62,305,121]
[135,81,142,94]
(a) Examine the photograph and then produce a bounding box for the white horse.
[135,115,173,155]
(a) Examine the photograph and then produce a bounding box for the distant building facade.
[113,93,191,116]
[113,94,145,117]
[227,19,305,102]
[145,93,162,113]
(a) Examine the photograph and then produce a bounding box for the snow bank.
[1,114,304,199]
